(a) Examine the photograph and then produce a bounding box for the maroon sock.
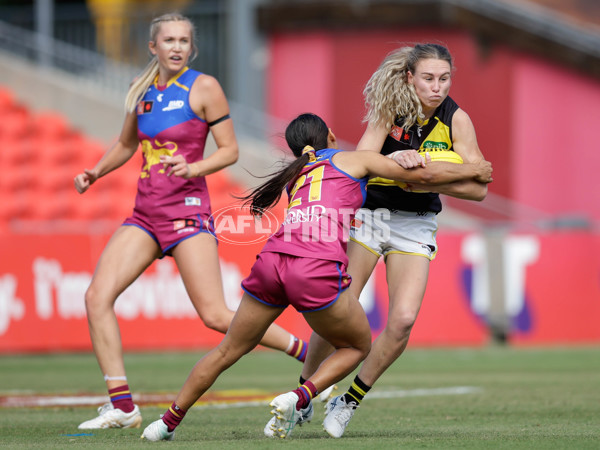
[108,384,134,413]
[162,402,187,432]
[286,337,308,362]
[292,380,317,410]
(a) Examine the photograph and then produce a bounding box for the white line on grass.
[1,386,482,409]
[192,386,483,409]
[367,386,483,399]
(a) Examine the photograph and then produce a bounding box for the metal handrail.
[0,19,141,96]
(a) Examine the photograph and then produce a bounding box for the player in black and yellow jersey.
[295,43,493,438]
[364,94,461,213]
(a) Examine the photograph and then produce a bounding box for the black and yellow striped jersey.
[363,96,460,213]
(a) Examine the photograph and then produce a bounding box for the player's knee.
[358,338,372,359]
[201,313,230,334]
[215,340,249,368]
[83,285,105,315]
[387,310,418,340]
[348,327,372,359]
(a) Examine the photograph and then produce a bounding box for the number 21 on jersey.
[288,165,325,209]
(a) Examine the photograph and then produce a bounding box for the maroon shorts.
[241,252,352,313]
[123,211,216,256]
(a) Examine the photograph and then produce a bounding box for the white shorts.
[349,208,439,260]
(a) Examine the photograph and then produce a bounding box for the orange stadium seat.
[75,191,116,221]
[102,163,139,220]
[4,191,37,221]
[36,136,78,168]
[37,166,75,193]
[77,139,106,170]
[206,170,245,208]
[2,136,39,167]
[36,192,76,221]
[0,107,31,141]
[0,194,22,223]
[0,167,35,193]
[64,131,90,160]
[32,111,71,141]
[105,193,134,221]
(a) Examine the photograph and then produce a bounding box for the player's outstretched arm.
[74,111,139,194]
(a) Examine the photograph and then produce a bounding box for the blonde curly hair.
[363,43,453,130]
[124,13,198,113]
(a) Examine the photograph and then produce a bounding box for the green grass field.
[1,346,599,449]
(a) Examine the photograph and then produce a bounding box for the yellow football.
[369,150,464,192]
[425,150,464,164]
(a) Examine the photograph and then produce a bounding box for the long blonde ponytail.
[124,59,159,113]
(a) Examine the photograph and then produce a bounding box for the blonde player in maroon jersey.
[73,12,307,431]
[141,113,492,441]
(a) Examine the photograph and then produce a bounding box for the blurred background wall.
[1,0,599,352]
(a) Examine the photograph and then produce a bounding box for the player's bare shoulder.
[452,107,476,132]
[189,73,227,116]
[332,149,372,179]
[191,73,224,99]
[195,72,220,87]
[451,106,484,162]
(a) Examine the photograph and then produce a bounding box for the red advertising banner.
[1,231,599,353]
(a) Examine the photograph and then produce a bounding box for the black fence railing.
[0,1,226,88]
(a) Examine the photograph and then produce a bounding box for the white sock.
[104,375,128,381]
[285,335,296,353]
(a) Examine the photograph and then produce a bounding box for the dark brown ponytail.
[241,113,329,215]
